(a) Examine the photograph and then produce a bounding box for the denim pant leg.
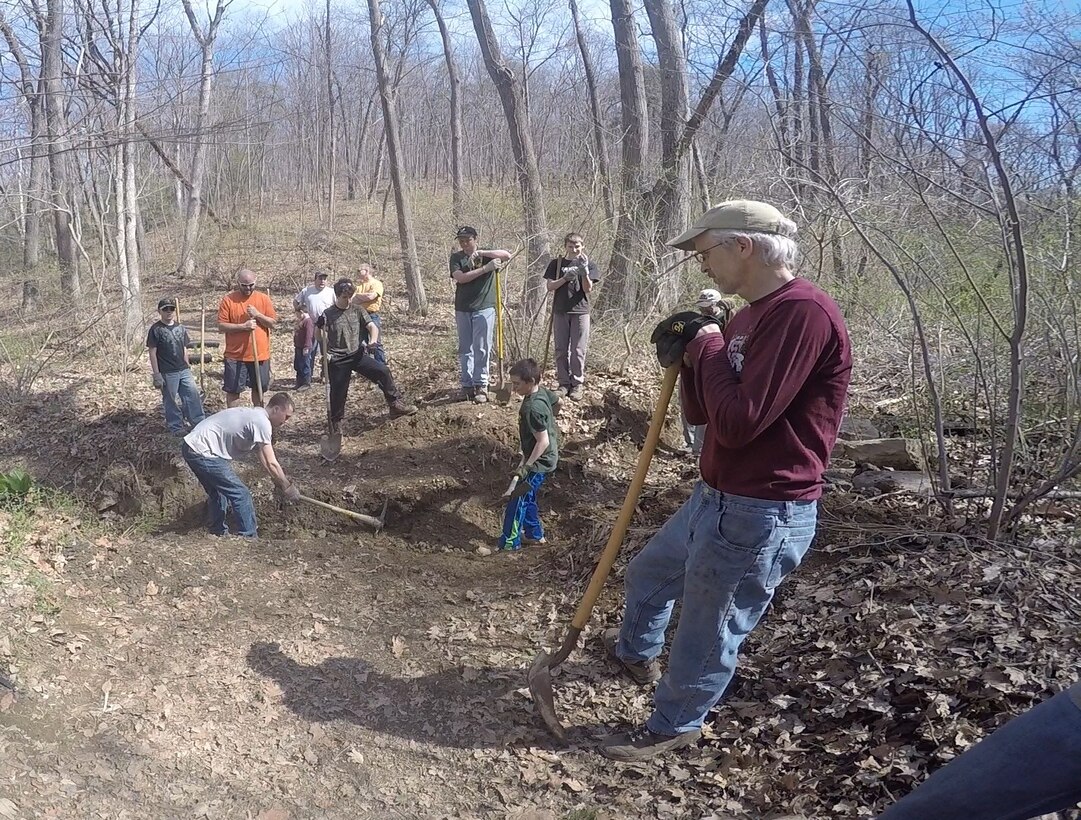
[369,313,387,364]
[617,484,708,664]
[176,369,205,426]
[472,307,495,388]
[183,448,231,535]
[309,339,321,376]
[455,311,474,388]
[199,456,257,537]
[648,491,817,735]
[877,683,1081,820]
[160,373,185,434]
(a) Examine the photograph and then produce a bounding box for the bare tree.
[0,5,46,311]
[425,0,464,225]
[599,0,649,314]
[177,0,229,278]
[367,0,426,314]
[465,0,551,312]
[568,0,612,222]
[42,0,81,301]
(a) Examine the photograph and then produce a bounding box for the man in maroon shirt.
[600,200,852,761]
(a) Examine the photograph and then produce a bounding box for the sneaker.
[296,383,312,392]
[473,388,489,404]
[496,542,522,552]
[567,385,584,401]
[522,536,547,545]
[599,725,702,762]
[459,387,475,402]
[554,386,569,398]
[388,399,418,418]
[602,627,661,685]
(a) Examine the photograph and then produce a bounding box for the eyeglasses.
[688,240,732,263]
[160,307,176,312]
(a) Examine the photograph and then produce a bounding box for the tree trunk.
[177,0,227,278]
[426,0,464,226]
[325,0,336,228]
[43,0,80,301]
[569,0,613,222]
[642,0,691,312]
[118,0,144,345]
[465,0,551,313]
[599,0,649,315]
[367,0,427,314]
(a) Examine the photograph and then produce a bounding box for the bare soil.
[2,215,1078,819]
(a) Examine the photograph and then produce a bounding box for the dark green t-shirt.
[450,250,496,312]
[519,387,559,473]
[319,303,372,362]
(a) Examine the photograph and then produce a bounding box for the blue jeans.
[161,369,205,435]
[294,348,312,386]
[308,338,321,376]
[369,313,387,365]
[616,482,817,735]
[499,471,546,550]
[181,443,258,537]
[455,308,495,389]
[877,682,1081,820]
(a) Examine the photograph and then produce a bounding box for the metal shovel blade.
[319,431,342,462]
[527,650,567,743]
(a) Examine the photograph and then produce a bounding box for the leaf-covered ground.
[2,224,1079,819]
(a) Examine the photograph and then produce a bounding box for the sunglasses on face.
[160,307,176,312]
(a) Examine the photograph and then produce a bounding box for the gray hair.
[704,220,799,268]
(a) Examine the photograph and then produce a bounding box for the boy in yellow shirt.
[352,264,386,364]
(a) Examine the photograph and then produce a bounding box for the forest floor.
[1,205,1078,819]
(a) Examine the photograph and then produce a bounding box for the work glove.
[651,311,721,368]
[282,483,301,503]
[152,373,164,389]
[470,251,482,268]
[489,258,503,272]
[514,463,530,481]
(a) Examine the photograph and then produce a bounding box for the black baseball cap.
[158,297,177,310]
[455,226,478,239]
[314,271,329,280]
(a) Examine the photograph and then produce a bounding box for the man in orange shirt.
[217,268,278,408]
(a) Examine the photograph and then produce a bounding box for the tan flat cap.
[667,199,791,251]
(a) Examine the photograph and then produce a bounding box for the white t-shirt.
[184,407,272,460]
[295,284,335,321]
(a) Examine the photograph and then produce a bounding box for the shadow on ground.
[246,641,606,750]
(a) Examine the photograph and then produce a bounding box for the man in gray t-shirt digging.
[181,392,301,537]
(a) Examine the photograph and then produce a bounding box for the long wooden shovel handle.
[298,494,385,530]
[251,328,263,404]
[570,365,679,629]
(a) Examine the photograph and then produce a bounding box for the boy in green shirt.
[498,358,560,551]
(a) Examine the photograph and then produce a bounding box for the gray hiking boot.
[599,725,702,762]
[388,399,417,418]
[473,388,489,404]
[602,627,661,685]
[567,384,584,401]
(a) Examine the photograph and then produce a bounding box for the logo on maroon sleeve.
[728,335,747,373]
